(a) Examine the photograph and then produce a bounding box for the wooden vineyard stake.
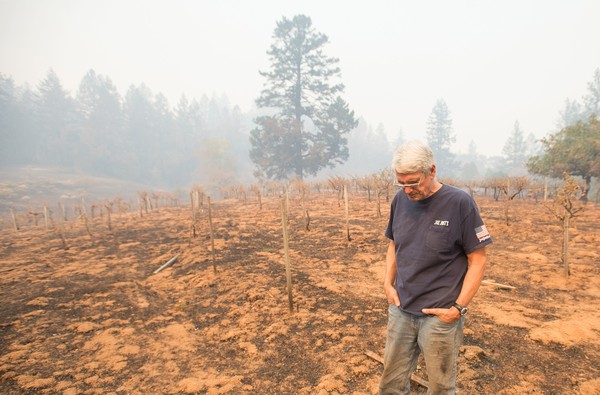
[137,197,142,217]
[10,208,19,232]
[376,188,382,218]
[505,176,510,226]
[285,185,290,220]
[81,212,92,238]
[48,210,67,249]
[81,197,88,219]
[304,209,310,231]
[56,225,68,250]
[105,203,112,231]
[57,201,66,222]
[281,197,294,313]
[481,280,516,290]
[195,189,201,218]
[189,190,197,240]
[190,191,196,222]
[258,189,262,210]
[207,196,216,273]
[344,184,351,241]
[43,205,50,230]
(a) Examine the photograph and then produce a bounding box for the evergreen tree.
[583,68,600,119]
[524,132,542,159]
[502,120,528,170]
[16,85,38,164]
[250,14,357,180]
[391,128,405,151]
[0,74,19,165]
[76,70,124,175]
[123,84,157,182]
[527,116,600,201]
[338,118,391,175]
[35,69,77,165]
[152,93,177,183]
[426,98,456,177]
[556,98,584,129]
[366,123,392,170]
[459,140,481,180]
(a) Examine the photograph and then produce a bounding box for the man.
[379,140,492,394]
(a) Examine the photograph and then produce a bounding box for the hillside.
[0,166,169,213]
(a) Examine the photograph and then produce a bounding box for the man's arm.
[422,246,488,322]
[455,246,488,307]
[384,239,400,306]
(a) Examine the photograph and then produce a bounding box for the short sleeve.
[461,203,493,254]
[384,195,397,240]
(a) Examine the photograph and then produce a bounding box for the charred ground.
[0,194,599,394]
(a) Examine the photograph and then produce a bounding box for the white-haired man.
[379,140,492,394]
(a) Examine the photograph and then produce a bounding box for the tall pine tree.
[426,98,456,178]
[76,70,123,175]
[502,120,528,171]
[583,68,600,119]
[36,69,77,165]
[250,14,357,180]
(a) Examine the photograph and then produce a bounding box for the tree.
[0,74,19,165]
[337,118,391,176]
[544,173,584,276]
[35,69,77,165]
[556,98,584,129]
[196,138,238,196]
[582,68,600,119]
[173,95,202,174]
[458,140,481,181]
[391,128,405,151]
[502,120,528,171]
[527,116,600,201]
[76,70,124,174]
[524,132,542,159]
[152,93,177,184]
[123,84,158,181]
[426,98,456,177]
[250,14,357,180]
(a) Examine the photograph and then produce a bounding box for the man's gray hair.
[391,140,436,175]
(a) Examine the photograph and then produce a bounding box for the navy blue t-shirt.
[385,184,493,315]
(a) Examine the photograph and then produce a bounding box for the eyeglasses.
[394,175,423,189]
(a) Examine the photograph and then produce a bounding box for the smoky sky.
[1,0,600,156]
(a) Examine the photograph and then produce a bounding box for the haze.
[1,0,599,158]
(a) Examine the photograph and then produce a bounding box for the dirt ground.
[0,191,599,394]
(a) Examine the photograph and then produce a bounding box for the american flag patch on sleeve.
[474,225,491,242]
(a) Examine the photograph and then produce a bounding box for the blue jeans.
[379,305,464,395]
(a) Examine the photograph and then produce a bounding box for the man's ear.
[430,164,437,178]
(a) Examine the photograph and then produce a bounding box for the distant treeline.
[0,69,399,190]
[6,68,595,190]
[0,69,255,189]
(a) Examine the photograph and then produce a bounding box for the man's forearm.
[455,247,487,307]
[383,240,397,287]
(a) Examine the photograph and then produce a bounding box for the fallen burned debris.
[481,280,516,290]
[153,253,181,274]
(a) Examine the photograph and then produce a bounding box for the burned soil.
[0,193,599,394]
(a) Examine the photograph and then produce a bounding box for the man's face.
[395,167,436,201]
